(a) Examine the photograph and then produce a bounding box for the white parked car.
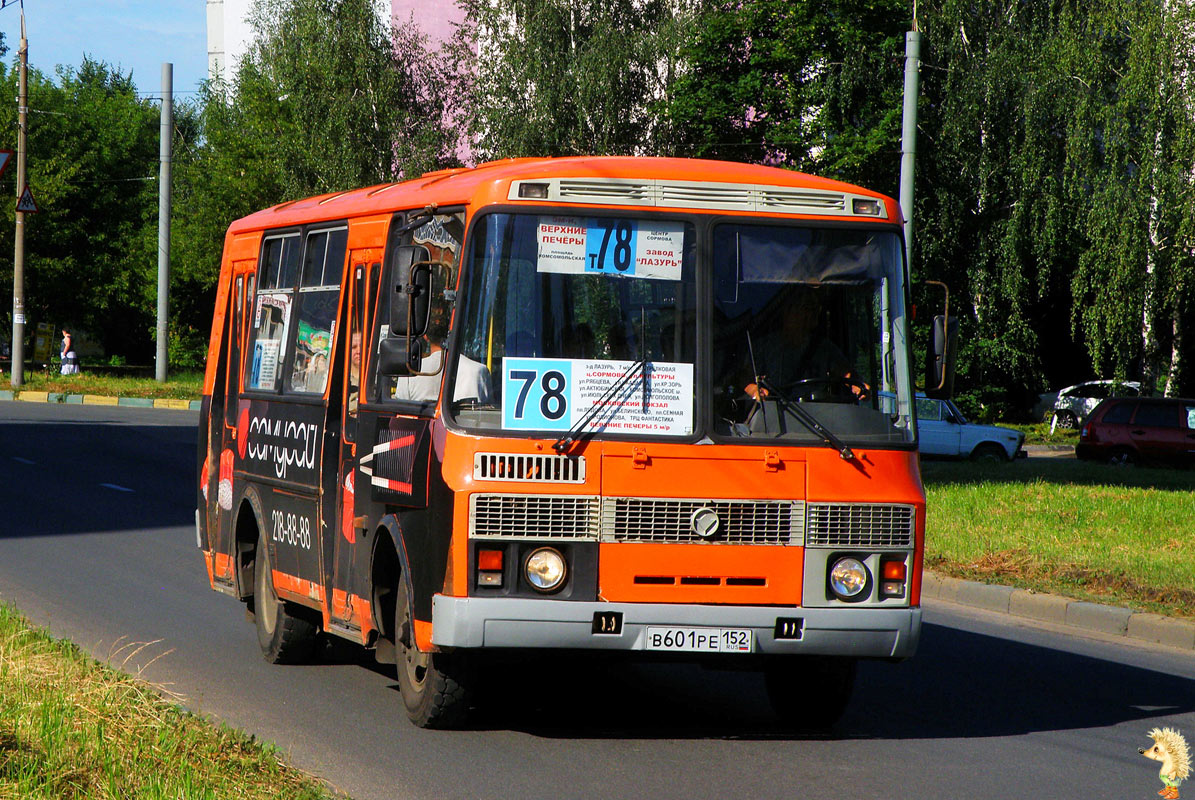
[914,395,1025,462]
[1051,379,1142,428]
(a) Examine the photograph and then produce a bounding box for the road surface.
[0,402,1191,799]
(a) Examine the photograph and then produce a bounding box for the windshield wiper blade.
[552,357,645,454]
[757,376,855,460]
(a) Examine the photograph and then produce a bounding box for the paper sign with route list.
[535,217,684,280]
[502,357,694,436]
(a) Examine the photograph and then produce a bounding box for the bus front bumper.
[431,595,920,659]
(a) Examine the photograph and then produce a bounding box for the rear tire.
[254,531,317,664]
[1056,410,1078,429]
[765,656,857,730]
[395,577,472,729]
[1108,447,1137,467]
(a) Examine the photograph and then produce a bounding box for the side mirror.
[377,336,422,376]
[389,245,433,337]
[923,280,959,400]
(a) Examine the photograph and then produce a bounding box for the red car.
[1076,396,1195,465]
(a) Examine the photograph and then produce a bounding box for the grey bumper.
[431,595,921,659]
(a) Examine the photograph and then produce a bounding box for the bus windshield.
[449,212,697,437]
[447,212,914,447]
[711,223,914,444]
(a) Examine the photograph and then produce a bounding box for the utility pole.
[155,62,173,382]
[898,17,922,278]
[9,1,28,388]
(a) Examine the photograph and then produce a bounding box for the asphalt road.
[0,402,1192,800]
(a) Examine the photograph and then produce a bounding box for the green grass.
[923,458,1195,618]
[4,371,203,401]
[1000,421,1079,446]
[0,604,342,799]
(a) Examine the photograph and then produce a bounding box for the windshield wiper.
[756,376,855,460]
[552,356,645,454]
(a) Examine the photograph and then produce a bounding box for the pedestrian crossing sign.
[16,185,37,213]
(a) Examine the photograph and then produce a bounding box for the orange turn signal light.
[882,561,907,581]
[478,549,504,571]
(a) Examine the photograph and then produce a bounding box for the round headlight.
[525,547,567,593]
[829,557,869,599]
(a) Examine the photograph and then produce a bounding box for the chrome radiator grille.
[470,494,600,540]
[601,498,801,545]
[804,503,915,548]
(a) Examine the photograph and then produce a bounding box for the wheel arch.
[234,485,265,602]
[370,514,415,650]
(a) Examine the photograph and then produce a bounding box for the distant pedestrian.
[60,329,79,375]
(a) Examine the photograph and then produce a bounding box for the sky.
[0,0,208,99]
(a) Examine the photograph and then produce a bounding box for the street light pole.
[10,1,28,388]
[155,62,173,382]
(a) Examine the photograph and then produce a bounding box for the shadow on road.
[0,419,197,538]
[335,621,1195,741]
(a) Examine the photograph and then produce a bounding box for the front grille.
[804,503,915,548]
[470,494,599,540]
[602,498,800,545]
[474,453,586,483]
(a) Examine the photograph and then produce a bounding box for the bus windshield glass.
[449,212,697,438]
[711,223,915,445]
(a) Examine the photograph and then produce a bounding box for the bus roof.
[227,156,901,233]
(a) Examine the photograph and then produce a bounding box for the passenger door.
[1129,401,1183,463]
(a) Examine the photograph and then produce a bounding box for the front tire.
[254,531,317,664]
[764,656,857,730]
[970,442,1007,463]
[395,577,472,728]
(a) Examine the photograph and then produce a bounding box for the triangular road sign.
[16,185,37,214]
[0,151,11,179]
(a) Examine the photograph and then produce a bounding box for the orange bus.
[198,156,923,728]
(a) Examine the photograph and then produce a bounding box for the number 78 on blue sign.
[503,359,573,430]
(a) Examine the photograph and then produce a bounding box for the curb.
[0,391,200,411]
[922,571,1195,651]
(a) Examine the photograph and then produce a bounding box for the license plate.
[644,626,753,653]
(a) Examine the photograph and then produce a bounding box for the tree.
[171,0,455,365]
[0,58,162,359]
[450,0,690,158]
[666,0,908,190]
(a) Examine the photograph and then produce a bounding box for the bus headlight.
[829,557,869,599]
[525,547,567,593]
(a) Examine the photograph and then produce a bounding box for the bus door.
[208,262,254,590]
[329,252,379,632]
[241,227,346,604]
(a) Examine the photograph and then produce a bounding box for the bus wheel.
[395,578,471,729]
[254,532,316,664]
[764,656,856,731]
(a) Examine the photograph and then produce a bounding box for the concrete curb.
[923,571,1195,651]
[0,391,200,411]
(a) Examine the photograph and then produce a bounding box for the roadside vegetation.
[0,604,340,799]
[923,459,1195,619]
[1,371,203,401]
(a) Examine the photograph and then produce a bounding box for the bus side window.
[246,234,301,392]
[287,227,347,395]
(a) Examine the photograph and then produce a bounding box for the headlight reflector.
[829,557,869,599]
[525,547,567,593]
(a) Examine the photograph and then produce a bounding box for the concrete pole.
[155,63,173,382]
[898,29,921,278]
[10,7,28,388]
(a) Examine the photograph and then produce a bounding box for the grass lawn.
[3,371,203,400]
[922,458,1195,619]
[0,604,341,799]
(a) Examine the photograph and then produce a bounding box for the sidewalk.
[923,571,1195,651]
[0,389,200,410]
